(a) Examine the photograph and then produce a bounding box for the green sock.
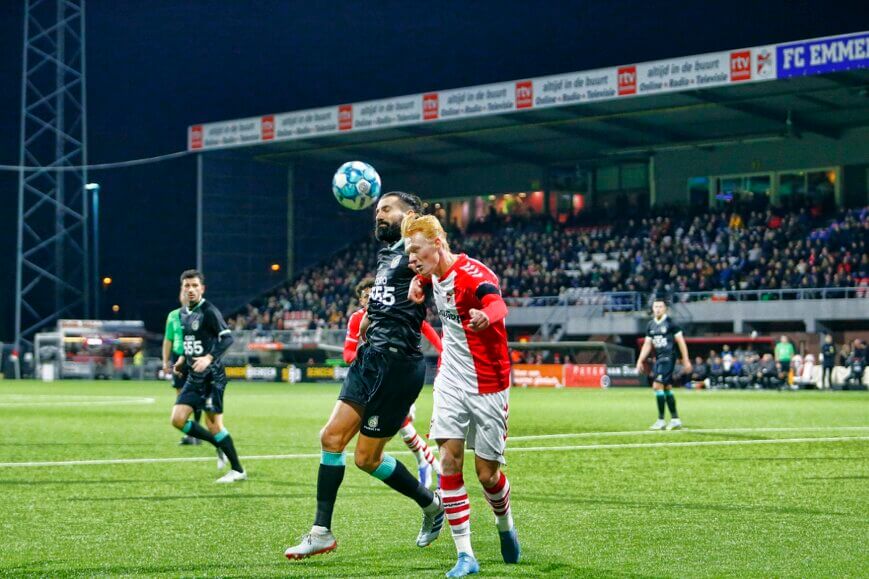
[665,390,678,418]
[655,390,666,419]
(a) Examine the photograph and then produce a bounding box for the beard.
[375,219,401,243]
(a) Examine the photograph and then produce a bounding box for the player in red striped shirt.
[344,277,442,488]
[403,215,520,578]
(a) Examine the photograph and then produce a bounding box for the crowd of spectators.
[228,203,868,332]
[678,337,867,390]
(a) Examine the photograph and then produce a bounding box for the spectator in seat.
[758,354,779,389]
[689,356,707,389]
[845,340,866,389]
[741,353,760,389]
[795,353,816,389]
[708,356,725,389]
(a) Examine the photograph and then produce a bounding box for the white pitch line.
[1,436,867,469]
[509,426,869,441]
[0,395,155,408]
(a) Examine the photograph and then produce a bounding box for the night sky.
[0,0,864,341]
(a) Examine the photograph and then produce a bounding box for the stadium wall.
[654,127,869,207]
[507,298,869,335]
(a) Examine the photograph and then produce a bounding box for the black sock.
[193,408,203,423]
[380,458,434,509]
[655,391,666,419]
[216,432,243,472]
[182,420,217,444]
[314,451,346,529]
[665,390,678,418]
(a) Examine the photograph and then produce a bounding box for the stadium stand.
[228,204,867,333]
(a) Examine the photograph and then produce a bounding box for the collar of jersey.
[187,298,206,312]
[437,253,467,282]
[389,239,403,252]
[654,314,668,324]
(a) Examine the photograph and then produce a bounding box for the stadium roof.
[189,31,869,174]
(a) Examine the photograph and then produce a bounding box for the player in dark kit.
[285,192,444,561]
[169,270,246,483]
[636,298,692,430]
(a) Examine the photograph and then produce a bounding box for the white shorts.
[430,384,510,464]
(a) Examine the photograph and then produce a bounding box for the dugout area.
[195,66,869,314]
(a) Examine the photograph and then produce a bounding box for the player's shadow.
[530,494,848,517]
[67,493,302,502]
[0,479,184,486]
[8,562,288,576]
[712,455,857,461]
[805,474,868,480]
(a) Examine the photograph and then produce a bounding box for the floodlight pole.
[15,0,90,350]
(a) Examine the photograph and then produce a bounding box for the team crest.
[445,290,456,306]
[390,255,402,268]
[367,416,379,429]
[191,319,200,331]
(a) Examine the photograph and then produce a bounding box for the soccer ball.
[332,161,382,210]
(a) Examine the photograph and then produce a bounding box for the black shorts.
[339,345,426,438]
[176,366,228,414]
[170,353,187,390]
[779,360,791,375]
[653,358,676,386]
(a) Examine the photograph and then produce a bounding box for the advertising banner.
[188,31,866,151]
[777,32,869,79]
[564,364,607,388]
[511,364,564,387]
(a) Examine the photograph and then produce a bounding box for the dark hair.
[180,269,205,284]
[652,297,669,306]
[355,277,374,298]
[381,191,422,214]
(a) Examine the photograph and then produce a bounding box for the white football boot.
[215,469,247,483]
[285,529,338,560]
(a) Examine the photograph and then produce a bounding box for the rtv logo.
[730,51,751,81]
[423,93,439,120]
[261,115,275,140]
[515,81,533,109]
[338,105,353,131]
[617,66,636,95]
[190,125,203,149]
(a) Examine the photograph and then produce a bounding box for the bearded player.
[285,192,444,561]
[344,276,443,488]
[404,214,520,578]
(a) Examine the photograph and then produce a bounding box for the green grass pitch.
[0,380,866,577]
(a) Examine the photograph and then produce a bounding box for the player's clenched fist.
[468,308,490,332]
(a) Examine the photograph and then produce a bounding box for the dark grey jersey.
[645,316,682,360]
[365,240,426,358]
[180,299,230,371]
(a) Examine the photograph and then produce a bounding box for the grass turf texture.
[0,381,866,578]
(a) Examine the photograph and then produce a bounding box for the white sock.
[483,471,514,533]
[442,473,474,557]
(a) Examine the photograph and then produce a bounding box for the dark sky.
[0,0,865,341]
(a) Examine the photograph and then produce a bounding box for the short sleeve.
[206,305,230,337]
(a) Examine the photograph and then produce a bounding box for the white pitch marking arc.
[1,434,867,469]
[0,394,155,407]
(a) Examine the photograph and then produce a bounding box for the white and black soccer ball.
[332,161,382,210]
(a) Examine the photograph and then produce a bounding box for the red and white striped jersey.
[432,254,510,394]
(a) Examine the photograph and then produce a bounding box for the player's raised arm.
[468,283,507,332]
